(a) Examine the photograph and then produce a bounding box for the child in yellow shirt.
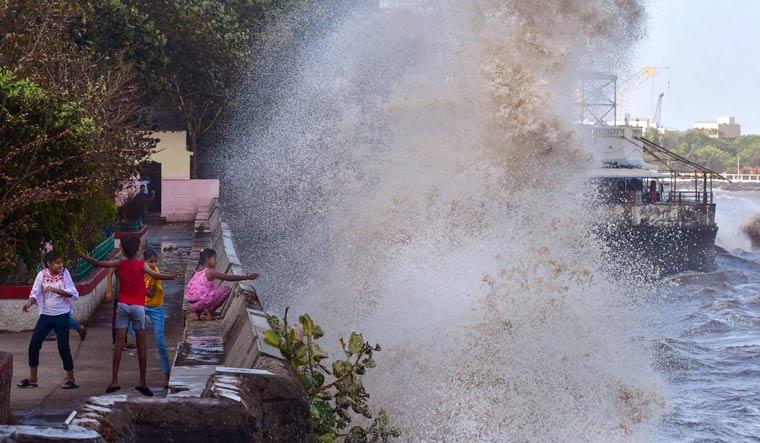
[143,249,170,388]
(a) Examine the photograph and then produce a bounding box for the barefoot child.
[143,249,171,388]
[17,251,79,390]
[79,236,178,396]
[186,249,259,321]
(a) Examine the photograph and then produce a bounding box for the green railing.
[118,216,144,233]
[74,234,115,281]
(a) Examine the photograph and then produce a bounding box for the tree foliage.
[645,128,760,173]
[0,0,155,274]
[0,0,322,272]
[265,309,400,443]
[78,0,310,175]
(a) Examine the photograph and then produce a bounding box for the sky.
[623,0,760,134]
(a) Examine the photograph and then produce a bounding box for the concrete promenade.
[0,224,192,425]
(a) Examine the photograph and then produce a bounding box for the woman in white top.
[17,250,79,389]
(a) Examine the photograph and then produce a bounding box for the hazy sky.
[623,0,760,134]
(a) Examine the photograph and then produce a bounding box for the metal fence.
[118,216,144,233]
[73,234,115,281]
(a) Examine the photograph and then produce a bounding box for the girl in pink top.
[185,249,259,321]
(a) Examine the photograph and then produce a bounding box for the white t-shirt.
[29,268,79,316]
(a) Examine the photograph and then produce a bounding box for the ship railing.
[628,190,714,205]
[663,191,714,205]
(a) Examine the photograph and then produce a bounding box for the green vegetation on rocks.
[265,309,400,443]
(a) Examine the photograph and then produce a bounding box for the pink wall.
[161,178,220,222]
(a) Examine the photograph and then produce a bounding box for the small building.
[693,116,741,140]
[144,131,219,223]
[150,131,192,179]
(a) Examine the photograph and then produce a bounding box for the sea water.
[650,191,760,442]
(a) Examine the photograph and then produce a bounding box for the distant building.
[613,116,668,133]
[693,116,741,140]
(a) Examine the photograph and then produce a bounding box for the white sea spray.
[220,1,665,441]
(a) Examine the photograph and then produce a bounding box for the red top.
[117,259,146,306]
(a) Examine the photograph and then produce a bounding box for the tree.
[76,0,298,176]
[690,146,732,172]
[0,0,155,274]
[68,0,330,178]
[74,0,170,113]
[655,130,760,172]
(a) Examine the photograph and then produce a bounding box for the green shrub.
[265,309,400,443]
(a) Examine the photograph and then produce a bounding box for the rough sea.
[652,191,760,442]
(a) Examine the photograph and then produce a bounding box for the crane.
[653,92,664,128]
[617,66,669,105]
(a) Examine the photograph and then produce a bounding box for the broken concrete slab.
[167,365,217,398]
[0,425,103,443]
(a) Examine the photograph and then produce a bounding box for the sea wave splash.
[221,1,665,441]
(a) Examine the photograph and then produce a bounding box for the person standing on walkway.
[17,250,79,390]
[45,313,86,342]
[142,249,171,388]
[79,236,178,397]
[106,268,136,350]
[39,242,85,342]
[186,248,259,321]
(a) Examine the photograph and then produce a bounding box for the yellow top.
[144,265,165,307]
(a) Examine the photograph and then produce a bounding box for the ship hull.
[603,224,718,276]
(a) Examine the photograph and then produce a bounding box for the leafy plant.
[264,309,400,443]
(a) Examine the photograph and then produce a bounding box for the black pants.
[28,313,74,371]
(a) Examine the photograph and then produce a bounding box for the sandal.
[62,380,79,390]
[17,379,38,388]
[105,385,121,394]
[135,385,154,397]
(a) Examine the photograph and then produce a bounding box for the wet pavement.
[2,224,193,425]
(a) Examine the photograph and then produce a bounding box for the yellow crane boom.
[618,66,669,105]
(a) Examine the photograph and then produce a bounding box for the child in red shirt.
[79,236,178,396]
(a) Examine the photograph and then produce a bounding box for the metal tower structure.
[576,71,617,126]
[576,67,669,126]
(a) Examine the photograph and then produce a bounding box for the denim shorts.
[115,303,146,330]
